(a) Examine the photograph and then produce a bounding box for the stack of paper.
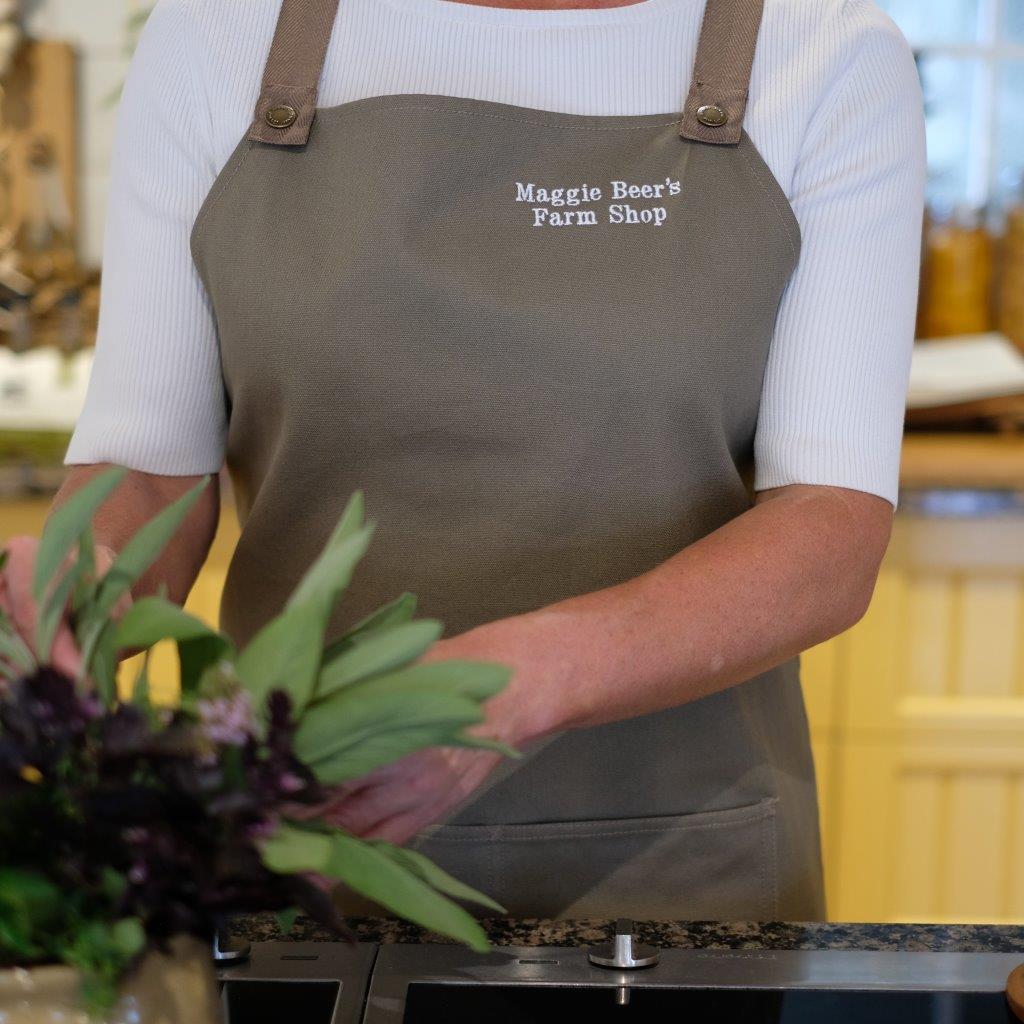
[907,333,1024,409]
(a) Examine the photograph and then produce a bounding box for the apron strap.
[679,0,765,145]
[247,0,343,146]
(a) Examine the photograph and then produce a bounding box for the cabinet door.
[811,514,1024,923]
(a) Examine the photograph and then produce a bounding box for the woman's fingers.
[1,534,90,676]
[50,623,83,678]
[2,536,42,653]
[324,783,418,836]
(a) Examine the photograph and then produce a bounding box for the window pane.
[917,56,985,207]
[996,62,1024,206]
[877,0,981,44]
[1004,0,1024,42]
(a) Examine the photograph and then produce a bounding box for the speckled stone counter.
[233,915,1024,954]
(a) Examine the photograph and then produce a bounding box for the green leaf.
[179,635,235,696]
[35,558,85,664]
[371,843,506,913]
[315,619,442,699]
[0,868,63,926]
[261,825,489,952]
[260,824,333,873]
[286,523,375,616]
[32,466,126,602]
[235,602,324,718]
[320,590,418,663]
[297,659,511,781]
[297,691,485,783]
[110,917,145,958]
[86,621,120,706]
[331,592,418,649]
[113,595,221,650]
[333,490,365,545]
[341,660,512,703]
[113,596,233,695]
[0,869,63,957]
[447,733,522,759]
[275,907,300,935]
[131,649,152,711]
[89,477,210,622]
[69,525,98,618]
[0,620,36,677]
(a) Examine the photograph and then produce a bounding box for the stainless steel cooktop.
[217,928,1024,1023]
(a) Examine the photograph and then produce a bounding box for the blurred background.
[2,0,1024,925]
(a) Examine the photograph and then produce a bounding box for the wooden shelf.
[901,433,1024,491]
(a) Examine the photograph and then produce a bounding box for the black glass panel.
[221,979,340,1024]
[403,983,1015,1024]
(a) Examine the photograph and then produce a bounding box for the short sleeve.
[753,0,926,507]
[64,0,226,474]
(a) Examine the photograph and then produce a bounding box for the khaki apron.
[191,0,826,921]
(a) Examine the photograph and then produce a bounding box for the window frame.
[885,0,1024,207]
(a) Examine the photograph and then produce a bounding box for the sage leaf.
[275,907,301,935]
[260,825,333,874]
[113,596,222,650]
[86,621,120,706]
[70,524,97,616]
[286,523,374,616]
[296,690,485,781]
[131,650,151,712]
[113,597,232,694]
[35,560,85,665]
[321,591,418,663]
[331,490,365,545]
[337,592,418,645]
[179,635,235,696]
[32,466,126,602]
[261,825,489,952]
[89,477,210,623]
[315,619,442,699]
[371,842,505,913]
[338,660,511,703]
[0,620,36,677]
[235,603,323,718]
[447,733,522,759]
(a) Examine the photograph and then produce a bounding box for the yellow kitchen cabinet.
[4,489,1024,924]
[806,512,1024,923]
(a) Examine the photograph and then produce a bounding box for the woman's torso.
[189,0,827,920]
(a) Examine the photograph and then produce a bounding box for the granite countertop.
[234,915,1024,954]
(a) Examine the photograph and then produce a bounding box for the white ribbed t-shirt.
[64,0,926,506]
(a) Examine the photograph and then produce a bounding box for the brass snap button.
[696,103,728,128]
[265,104,298,129]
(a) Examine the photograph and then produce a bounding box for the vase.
[0,935,222,1024]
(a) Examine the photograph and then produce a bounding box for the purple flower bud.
[197,691,254,746]
[247,814,280,841]
[278,772,305,794]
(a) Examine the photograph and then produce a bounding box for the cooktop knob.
[588,918,660,969]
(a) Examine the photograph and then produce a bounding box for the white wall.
[24,0,135,265]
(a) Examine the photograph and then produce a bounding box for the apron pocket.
[413,797,779,921]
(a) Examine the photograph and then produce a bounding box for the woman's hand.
[0,534,119,678]
[318,613,575,843]
[319,485,893,845]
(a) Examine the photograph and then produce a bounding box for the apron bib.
[191,0,826,921]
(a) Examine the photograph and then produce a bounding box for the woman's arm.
[0,465,219,674]
[320,482,891,843]
[469,482,891,744]
[48,465,221,606]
